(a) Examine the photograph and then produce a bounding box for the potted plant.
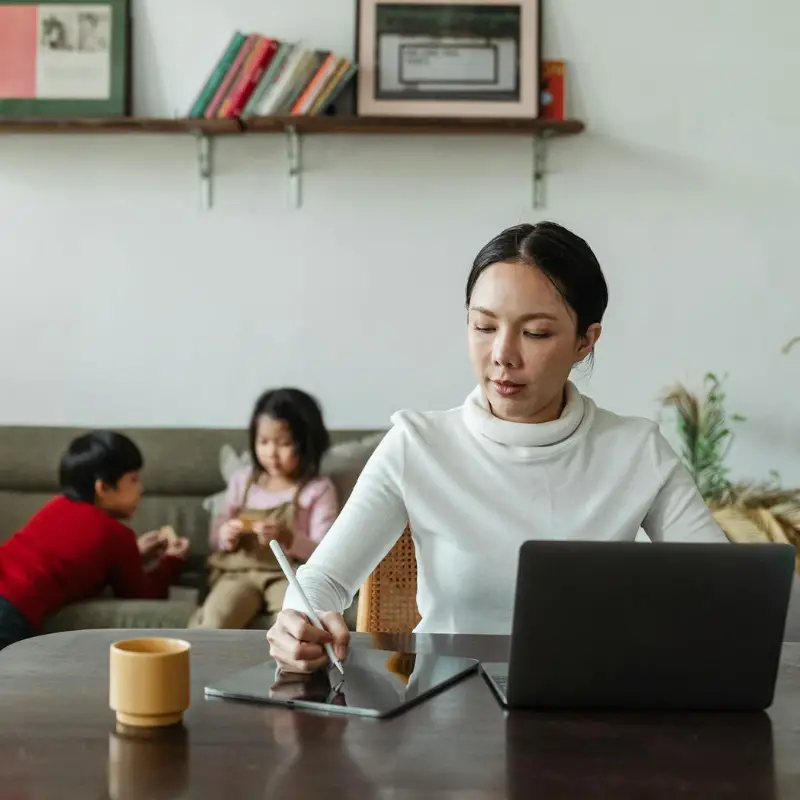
[660,373,800,569]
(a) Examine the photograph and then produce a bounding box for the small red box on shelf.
[540,60,566,121]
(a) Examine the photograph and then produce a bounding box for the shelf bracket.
[286,126,302,209]
[196,133,213,211]
[532,133,550,210]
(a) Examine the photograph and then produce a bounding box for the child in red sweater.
[0,430,190,652]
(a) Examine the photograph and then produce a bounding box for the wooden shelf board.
[0,116,584,136]
[245,116,584,135]
[0,117,242,135]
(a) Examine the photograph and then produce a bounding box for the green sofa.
[0,425,382,635]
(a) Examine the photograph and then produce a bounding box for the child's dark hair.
[249,388,330,482]
[59,430,144,503]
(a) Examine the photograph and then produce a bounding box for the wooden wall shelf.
[0,115,583,136]
[0,115,585,209]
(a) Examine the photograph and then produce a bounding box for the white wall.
[1,0,799,485]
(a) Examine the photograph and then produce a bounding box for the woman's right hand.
[218,518,244,551]
[267,609,350,673]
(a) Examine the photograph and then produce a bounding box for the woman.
[267,221,727,672]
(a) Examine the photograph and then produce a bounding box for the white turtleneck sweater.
[283,385,727,635]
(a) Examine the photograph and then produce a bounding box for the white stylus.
[269,539,345,676]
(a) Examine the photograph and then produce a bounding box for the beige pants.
[189,569,288,629]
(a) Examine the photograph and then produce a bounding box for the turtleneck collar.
[462,382,587,449]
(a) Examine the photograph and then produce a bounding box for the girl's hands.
[219,518,245,551]
[252,519,286,546]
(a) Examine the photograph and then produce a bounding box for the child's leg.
[0,595,33,652]
[188,573,263,629]
[262,575,290,621]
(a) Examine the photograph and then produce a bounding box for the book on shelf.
[203,33,258,119]
[187,31,247,119]
[187,32,357,119]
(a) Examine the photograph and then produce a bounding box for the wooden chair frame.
[356,524,421,633]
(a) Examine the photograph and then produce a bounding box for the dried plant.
[660,373,744,502]
[660,374,800,567]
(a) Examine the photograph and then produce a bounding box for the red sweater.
[0,496,183,630]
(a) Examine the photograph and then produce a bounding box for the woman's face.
[467,261,601,423]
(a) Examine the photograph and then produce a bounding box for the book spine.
[291,54,338,115]
[188,32,246,118]
[203,33,258,119]
[308,60,351,116]
[257,47,309,116]
[242,42,292,118]
[315,63,357,116]
[220,37,278,119]
[276,51,324,115]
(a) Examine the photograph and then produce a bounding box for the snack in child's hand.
[160,525,179,545]
[237,511,264,535]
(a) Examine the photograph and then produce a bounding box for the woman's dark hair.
[465,221,609,336]
[249,387,331,482]
[59,430,143,503]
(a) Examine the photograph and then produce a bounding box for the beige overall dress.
[189,474,300,629]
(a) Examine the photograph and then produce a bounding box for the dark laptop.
[482,540,795,711]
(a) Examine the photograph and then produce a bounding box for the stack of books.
[187,32,357,120]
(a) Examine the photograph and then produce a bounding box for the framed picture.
[355,0,541,118]
[0,0,131,117]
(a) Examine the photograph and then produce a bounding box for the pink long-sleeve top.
[209,468,339,562]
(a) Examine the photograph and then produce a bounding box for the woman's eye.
[524,331,552,340]
[473,325,495,333]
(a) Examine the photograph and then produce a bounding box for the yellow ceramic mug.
[109,638,191,728]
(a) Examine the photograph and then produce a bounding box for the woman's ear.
[576,323,602,363]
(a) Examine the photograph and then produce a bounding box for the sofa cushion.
[0,490,52,543]
[41,592,197,633]
[0,426,246,496]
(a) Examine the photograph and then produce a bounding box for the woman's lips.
[492,380,524,397]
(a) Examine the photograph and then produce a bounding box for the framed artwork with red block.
[0,0,130,117]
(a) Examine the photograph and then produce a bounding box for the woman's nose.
[492,334,520,368]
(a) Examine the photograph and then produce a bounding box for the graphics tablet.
[204,649,479,718]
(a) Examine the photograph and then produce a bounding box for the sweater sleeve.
[209,470,247,551]
[287,479,339,562]
[282,424,408,615]
[642,430,729,544]
[108,522,183,599]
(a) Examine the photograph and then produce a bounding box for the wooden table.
[0,629,798,799]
